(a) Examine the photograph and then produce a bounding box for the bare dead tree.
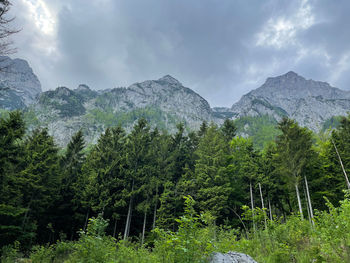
[0,0,19,56]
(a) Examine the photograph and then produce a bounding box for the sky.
[8,0,350,107]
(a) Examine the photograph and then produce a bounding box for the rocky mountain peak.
[282,71,301,79]
[230,71,350,131]
[0,56,41,107]
[157,75,182,86]
[55,86,73,97]
[76,84,91,91]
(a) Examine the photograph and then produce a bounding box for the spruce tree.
[274,117,314,219]
[80,126,127,234]
[19,128,61,244]
[56,130,86,239]
[0,111,26,247]
[191,124,230,222]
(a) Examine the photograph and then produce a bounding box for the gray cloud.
[9,0,350,107]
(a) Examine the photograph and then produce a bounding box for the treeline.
[1,111,350,251]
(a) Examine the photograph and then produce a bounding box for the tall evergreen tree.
[124,118,151,239]
[0,111,26,247]
[228,137,260,229]
[190,124,230,221]
[274,117,314,219]
[80,126,127,234]
[20,128,61,244]
[55,130,86,239]
[221,119,237,143]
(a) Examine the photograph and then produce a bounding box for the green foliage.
[38,88,86,117]
[19,194,350,263]
[322,115,342,132]
[85,106,181,131]
[153,196,213,263]
[0,241,22,263]
[4,109,350,263]
[234,115,279,149]
[22,108,40,127]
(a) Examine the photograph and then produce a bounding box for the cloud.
[9,0,350,107]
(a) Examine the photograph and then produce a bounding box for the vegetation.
[233,115,279,149]
[1,111,350,262]
[85,106,182,131]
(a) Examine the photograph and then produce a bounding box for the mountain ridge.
[2,56,350,145]
[27,74,218,145]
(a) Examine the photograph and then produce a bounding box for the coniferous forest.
[2,111,350,262]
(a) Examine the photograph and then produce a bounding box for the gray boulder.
[210,251,257,263]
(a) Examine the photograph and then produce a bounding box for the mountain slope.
[29,75,217,146]
[228,71,350,131]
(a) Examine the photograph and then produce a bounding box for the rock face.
[30,75,217,146]
[94,75,215,128]
[210,252,258,263]
[228,71,350,131]
[0,56,42,109]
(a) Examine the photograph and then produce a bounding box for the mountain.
[0,56,42,109]
[223,71,350,131]
[2,56,350,146]
[28,75,217,146]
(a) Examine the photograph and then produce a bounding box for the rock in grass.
[210,251,258,263]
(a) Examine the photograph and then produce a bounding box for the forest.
[1,111,350,262]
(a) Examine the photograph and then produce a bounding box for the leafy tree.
[319,114,350,206]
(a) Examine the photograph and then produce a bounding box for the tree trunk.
[304,176,314,225]
[285,194,293,213]
[295,183,304,220]
[268,197,273,221]
[303,184,312,224]
[83,207,90,231]
[258,183,267,229]
[124,179,134,240]
[153,200,157,230]
[250,181,256,233]
[113,218,118,238]
[22,195,33,230]
[332,138,350,189]
[229,207,248,233]
[141,211,147,246]
[153,187,158,230]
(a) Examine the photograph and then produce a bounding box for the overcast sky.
[9,0,350,107]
